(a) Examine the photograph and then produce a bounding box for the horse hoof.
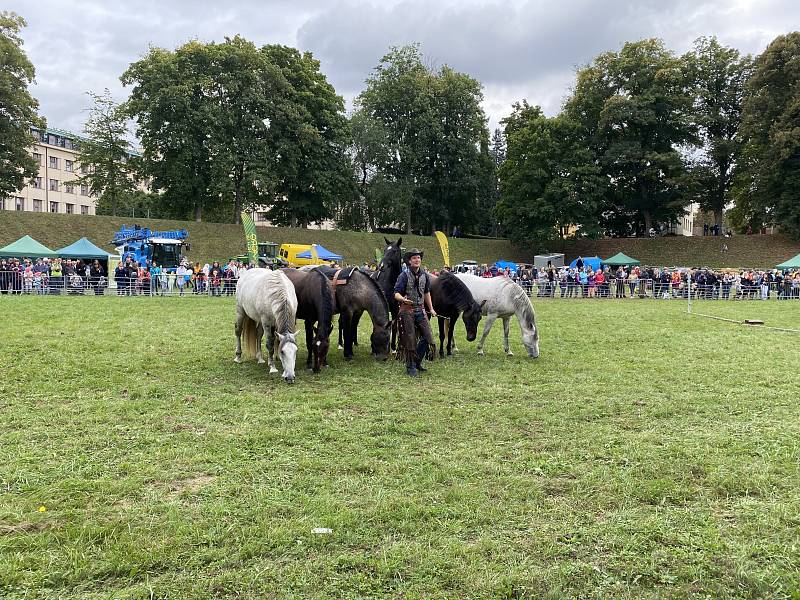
[506,351,514,356]
[338,345,344,350]
[233,356,242,363]
[269,367,278,374]
[477,350,484,356]
[258,359,266,364]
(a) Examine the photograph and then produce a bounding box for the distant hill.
[1,212,797,268]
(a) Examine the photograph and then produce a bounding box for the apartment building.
[2,127,100,216]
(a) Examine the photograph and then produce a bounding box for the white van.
[454,260,478,275]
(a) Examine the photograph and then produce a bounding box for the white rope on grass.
[690,312,800,335]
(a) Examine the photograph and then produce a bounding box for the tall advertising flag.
[434,231,450,267]
[241,212,259,266]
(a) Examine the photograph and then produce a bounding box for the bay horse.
[430,270,483,358]
[234,268,299,382]
[281,267,334,373]
[455,273,540,358]
[309,266,391,361]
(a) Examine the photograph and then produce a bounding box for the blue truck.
[112,225,190,271]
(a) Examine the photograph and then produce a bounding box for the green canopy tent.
[602,252,641,267]
[776,253,800,270]
[0,235,58,258]
[57,237,114,259]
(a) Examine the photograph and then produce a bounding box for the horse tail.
[241,316,260,358]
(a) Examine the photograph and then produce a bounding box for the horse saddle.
[316,265,357,286]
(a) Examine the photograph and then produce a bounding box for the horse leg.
[305,320,315,370]
[477,314,497,356]
[265,325,278,374]
[438,316,446,358]
[234,310,244,363]
[503,316,513,356]
[390,316,398,353]
[447,318,455,356]
[341,312,354,360]
[338,317,344,350]
[255,322,266,364]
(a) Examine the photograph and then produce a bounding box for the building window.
[80,184,89,196]
[16,197,24,211]
[48,134,57,145]
[49,179,59,191]
[65,160,73,172]
[65,183,74,194]
[66,203,74,214]
[257,212,269,222]
[49,156,59,169]
[50,201,58,213]
[80,205,89,215]
[33,152,42,164]
[33,177,42,189]
[33,199,42,212]
[80,164,87,174]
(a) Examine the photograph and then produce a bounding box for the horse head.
[312,325,331,373]
[370,323,391,361]
[521,315,540,358]
[379,237,402,274]
[276,331,298,382]
[462,300,483,342]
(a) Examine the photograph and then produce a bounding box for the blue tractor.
[112,225,190,271]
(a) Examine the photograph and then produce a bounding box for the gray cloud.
[7,0,799,134]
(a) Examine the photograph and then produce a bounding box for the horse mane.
[270,272,295,334]
[438,271,476,311]
[506,279,535,327]
[359,268,390,320]
[310,267,334,334]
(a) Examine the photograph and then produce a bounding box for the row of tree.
[2,10,799,239]
[496,34,800,242]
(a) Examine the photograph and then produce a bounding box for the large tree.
[684,37,752,228]
[0,12,44,201]
[72,90,138,216]
[496,102,605,244]
[565,38,695,235]
[733,32,800,237]
[356,44,490,234]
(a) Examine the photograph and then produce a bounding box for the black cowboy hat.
[402,248,424,262]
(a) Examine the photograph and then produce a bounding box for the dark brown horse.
[310,266,391,361]
[373,237,402,350]
[281,268,334,372]
[430,270,483,357]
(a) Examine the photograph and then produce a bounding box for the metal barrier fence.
[521,279,800,300]
[1,271,799,300]
[0,272,239,297]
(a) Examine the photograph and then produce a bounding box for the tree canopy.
[0,12,44,201]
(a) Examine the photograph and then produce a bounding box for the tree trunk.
[194,203,202,222]
[714,209,723,228]
[643,210,653,234]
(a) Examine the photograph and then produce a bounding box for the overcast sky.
[8,0,798,135]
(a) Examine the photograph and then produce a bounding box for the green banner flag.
[241,212,259,266]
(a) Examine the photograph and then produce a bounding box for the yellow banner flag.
[241,212,259,266]
[434,231,450,267]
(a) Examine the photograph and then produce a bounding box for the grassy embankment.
[1,296,799,598]
[1,211,798,268]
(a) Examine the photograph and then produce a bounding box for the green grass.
[1,297,799,598]
[2,211,799,269]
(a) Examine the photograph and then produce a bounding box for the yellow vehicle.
[277,243,341,268]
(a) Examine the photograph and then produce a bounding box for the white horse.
[455,273,540,358]
[235,268,299,382]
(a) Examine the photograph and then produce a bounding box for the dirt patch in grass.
[164,475,216,500]
[0,521,52,535]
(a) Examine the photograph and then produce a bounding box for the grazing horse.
[234,268,299,382]
[310,266,391,361]
[281,267,334,373]
[455,273,540,358]
[430,270,483,357]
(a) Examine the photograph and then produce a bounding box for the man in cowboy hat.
[393,248,437,377]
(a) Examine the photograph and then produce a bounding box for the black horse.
[373,237,403,350]
[313,266,391,361]
[430,270,483,358]
[281,268,334,372]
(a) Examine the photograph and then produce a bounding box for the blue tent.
[495,260,518,273]
[296,244,343,261]
[569,256,602,271]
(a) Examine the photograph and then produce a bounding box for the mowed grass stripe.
[1,297,799,598]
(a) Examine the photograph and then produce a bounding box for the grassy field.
[1,296,799,598]
[2,211,799,269]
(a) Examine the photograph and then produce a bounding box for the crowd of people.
[2,254,799,301]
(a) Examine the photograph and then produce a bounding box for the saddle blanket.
[316,265,357,285]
